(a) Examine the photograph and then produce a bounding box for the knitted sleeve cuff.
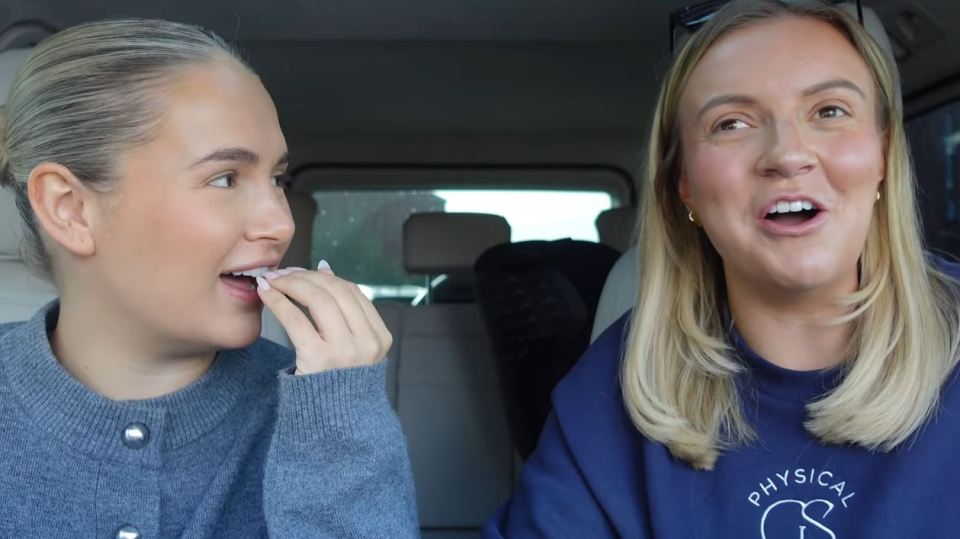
[274,360,394,446]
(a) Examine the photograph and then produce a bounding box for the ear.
[27,163,97,258]
[678,171,692,207]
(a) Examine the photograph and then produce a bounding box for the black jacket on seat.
[474,239,620,459]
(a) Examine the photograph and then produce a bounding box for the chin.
[769,257,847,292]
[206,313,264,350]
[772,272,832,292]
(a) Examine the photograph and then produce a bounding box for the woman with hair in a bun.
[0,19,417,537]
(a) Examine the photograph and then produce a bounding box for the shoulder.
[543,311,654,521]
[935,256,960,278]
[553,312,630,410]
[550,312,639,453]
[930,253,960,281]
[0,309,42,361]
[0,321,25,342]
[0,322,26,376]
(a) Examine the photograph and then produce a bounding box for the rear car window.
[309,189,615,302]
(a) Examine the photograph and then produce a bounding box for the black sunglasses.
[669,0,865,53]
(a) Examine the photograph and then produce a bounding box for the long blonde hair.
[622,0,960,470]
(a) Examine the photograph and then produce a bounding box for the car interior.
[2,1,960,537]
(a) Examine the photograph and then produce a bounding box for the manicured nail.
[277,268,296,276]
[264,271,281,280]
[256,276,271,291]
[285,267,307,273]
[317,259,333,274]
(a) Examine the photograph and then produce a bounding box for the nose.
[244,185,295,246]
[755,119,817,179]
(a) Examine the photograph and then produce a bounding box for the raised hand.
[256,261,392,374]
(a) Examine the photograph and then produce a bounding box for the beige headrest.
[0,187,23,257]
[0,48,32,258]
[403,212,510,274]
[595,207,637,253]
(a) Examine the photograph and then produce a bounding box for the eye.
[714,118,750,132]
[816,105,849,120]
[208,173,235,188]
[272,173,292,190]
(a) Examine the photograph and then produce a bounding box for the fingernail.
[277,268,296,276]
[256,276,271,291]
[317,259,333,274]
[285,267,307,273]
[264,271,281,280]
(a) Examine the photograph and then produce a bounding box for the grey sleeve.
[264,361,420,538]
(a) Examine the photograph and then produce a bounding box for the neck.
[726,274,856,372]
[51,288,216,401]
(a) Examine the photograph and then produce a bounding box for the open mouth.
[764,200,821,227]
[221,274,257,290]
[220,266,272,292]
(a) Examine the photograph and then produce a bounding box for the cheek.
[818,131,885,193]
[684,144,754,207]
[100,187,239,284]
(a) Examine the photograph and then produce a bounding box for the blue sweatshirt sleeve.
[482,413,622,539]
[263,361,419,538]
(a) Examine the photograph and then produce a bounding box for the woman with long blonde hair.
[485,1,960,537]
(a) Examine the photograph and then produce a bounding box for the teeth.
[767,200,817,215]
[228,266,271,278]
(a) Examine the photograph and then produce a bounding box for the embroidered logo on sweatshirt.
[746,467,856,538]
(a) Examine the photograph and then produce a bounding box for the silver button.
[121,422,150,449]
[116,524,140,539]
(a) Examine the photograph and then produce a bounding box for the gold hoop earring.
[688,209,696,224]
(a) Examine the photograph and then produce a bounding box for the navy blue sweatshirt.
[485,280,960,538]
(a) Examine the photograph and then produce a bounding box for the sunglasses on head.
[669,0,865,52]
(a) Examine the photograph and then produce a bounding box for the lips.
[221,274,257,291]
[220,260,280,305]
[220,274,262,304]
[758,195,828,237]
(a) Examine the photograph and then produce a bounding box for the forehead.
[681,16,875,111]
[152,60,284,157]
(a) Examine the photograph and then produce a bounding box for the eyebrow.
[189,147,289,169]
[696,95,758,121]
[696,79,867,122]
[801,78,866,98]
